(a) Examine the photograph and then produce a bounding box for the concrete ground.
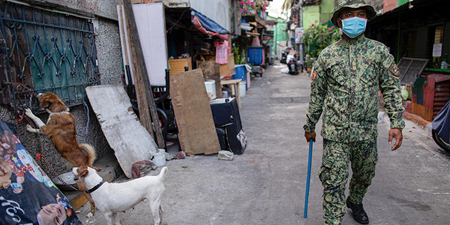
[74,62,450,225]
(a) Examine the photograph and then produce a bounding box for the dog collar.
[86,182,103,194]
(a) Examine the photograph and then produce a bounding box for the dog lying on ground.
[25,92,101,214]
[73,166,168,225]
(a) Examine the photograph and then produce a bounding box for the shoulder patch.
[389,63,400,77]
[311,71,317,83]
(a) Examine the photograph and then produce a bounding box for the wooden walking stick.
[304,139,313,218]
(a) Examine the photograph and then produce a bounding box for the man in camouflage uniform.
[303,0,405,224]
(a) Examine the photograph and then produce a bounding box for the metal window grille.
[0,1,99,111]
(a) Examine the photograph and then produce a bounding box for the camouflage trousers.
[319,138,378,225]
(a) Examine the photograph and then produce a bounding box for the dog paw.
[26,124,34,132]
[25,108,33,117]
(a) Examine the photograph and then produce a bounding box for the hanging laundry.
[214,39,230,64]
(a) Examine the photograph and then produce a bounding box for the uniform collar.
[340,35,365,45]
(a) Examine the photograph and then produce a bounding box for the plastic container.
[204,80,216,99]
[233,65,246,81]
[239,81,246,97]
[222,91,229,98]
[248,46,263,65]
[151,149,166,167]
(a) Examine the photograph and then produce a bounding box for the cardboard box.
[168,57,192,75]
[227,53,235,75]
[203,54,235,76]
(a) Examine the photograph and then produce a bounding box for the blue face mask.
[340,17,367,38]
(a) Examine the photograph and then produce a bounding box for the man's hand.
[305,132,316,144]
[388,128,403,151]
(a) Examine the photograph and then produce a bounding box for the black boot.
[346,198,369,224]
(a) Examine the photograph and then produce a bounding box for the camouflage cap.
[331,0,376,27]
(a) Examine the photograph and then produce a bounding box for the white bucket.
[239,81,246,97]
[222,91,229,98]
[152,149,166,167]
[204,80,216,99]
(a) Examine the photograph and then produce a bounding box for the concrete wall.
[39,0,124,85]
[41,0,119,20]
[1,0,123,175]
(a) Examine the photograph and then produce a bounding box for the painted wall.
[320,0,335,24]
[383,0,398,13]
[398,0,410,6]
[273,19,288,58]
[303,5,320,29]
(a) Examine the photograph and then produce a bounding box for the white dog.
[72,166,168,225]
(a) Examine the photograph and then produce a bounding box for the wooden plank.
[117,4,134,84]
[86,85,158,178]
[170,69,221,155]
[122,0,165,149]
[411,102,433,122]
[69,194,88,211]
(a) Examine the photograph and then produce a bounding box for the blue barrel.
[248,46,263,65]
[233,65,246,81]
[233,65,247,91]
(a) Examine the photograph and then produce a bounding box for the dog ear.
[51,98,68,112]
[38,95,52,109]
[77,166,90,178]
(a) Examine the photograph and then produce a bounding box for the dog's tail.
[79,143,97,166]
[157,167,168,182]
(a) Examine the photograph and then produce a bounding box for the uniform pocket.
[319,156,348,191]
[327,61,347,86]
[359,60,378,88]
[323,94,349,128]
[352,90,379,125]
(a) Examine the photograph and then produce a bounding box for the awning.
[191,8,228,40]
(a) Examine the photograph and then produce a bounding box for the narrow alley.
[76,62,450,225]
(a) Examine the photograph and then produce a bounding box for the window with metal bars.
[0,1,99,111]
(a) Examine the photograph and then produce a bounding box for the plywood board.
[133,3,168,86]
[86,85,158,178]
[170,69,221,155]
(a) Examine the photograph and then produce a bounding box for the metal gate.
[0,1,99,111]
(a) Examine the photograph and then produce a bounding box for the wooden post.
[121,0,165,149]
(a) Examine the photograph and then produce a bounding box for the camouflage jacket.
[303,35,405,143]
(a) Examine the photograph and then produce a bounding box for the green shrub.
[301,22,340,58]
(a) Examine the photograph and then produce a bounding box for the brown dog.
[25,93,101,214]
